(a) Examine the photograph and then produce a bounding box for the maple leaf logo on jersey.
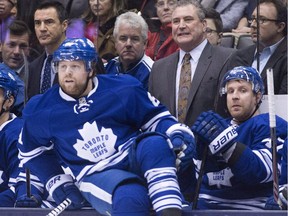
[207,168,233,188]
[73,121,117,162]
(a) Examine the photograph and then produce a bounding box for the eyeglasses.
[248,17,281,25]
[156,0,177,9]
[206,28,218,34]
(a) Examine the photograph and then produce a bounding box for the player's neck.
[0,111,10,127]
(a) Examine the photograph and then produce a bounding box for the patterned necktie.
[178,53,191,123]
[41,55,53,93]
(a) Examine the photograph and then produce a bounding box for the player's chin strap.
[0,99,9,117]
[233,96,262,124]
[74,72,94,100]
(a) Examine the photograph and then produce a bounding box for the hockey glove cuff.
[46,174,85,209]
[166,123,196,171]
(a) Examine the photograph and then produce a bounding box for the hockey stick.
[22,50,31,198]
[192,141,208,210]
[46,198,72,216]
[266,68,280,205]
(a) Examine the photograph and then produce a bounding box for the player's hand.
[46,174,85,209]
[15,194,42,208]
[191,110,238,155]
[166,123,196,171]
[265,185,288,210]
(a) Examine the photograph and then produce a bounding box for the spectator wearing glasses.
[204,7,223,46]
[227,0,287,94]
[145,0,179,60]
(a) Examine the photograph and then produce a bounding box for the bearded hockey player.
[191,66,287,210]
[18,37,195,216]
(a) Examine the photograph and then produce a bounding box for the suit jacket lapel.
[261,37,287,81]
[187,43,212,109]
[169,52,180,115]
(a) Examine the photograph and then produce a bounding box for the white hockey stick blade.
[46,198,72,216]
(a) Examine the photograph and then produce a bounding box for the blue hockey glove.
[265,185,288,210]
[15,194,42,207]
[191,111,238,156]
[46,174,85,209]
[166,123,196,171]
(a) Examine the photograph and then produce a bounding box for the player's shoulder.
[98,74,143,88]
[23,86,60,116]
[105,57,119,72]
[96,74,145,99]
[153,51,179,66]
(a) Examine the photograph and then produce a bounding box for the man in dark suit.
[227,0,287,94]
[1,20,30,116]
[27,1,68,100]
[149,0,235,127]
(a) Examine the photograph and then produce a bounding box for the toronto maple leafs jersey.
[195,113,287,210]
[0,114,45,206]
[18,75,177,183]
[105,54,154,90]
[0,115,21,194]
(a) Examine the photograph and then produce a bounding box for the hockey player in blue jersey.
[0,65,44,207]
[18,37,195,216]
[191,66,287,210]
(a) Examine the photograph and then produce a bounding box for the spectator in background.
[204,7,223,46]
[15,0,44,60]
[106,11,153,91]
[227,0,287,94]
[27,1,68,100]
[0,0,15,46]
[232,0,257,34]
[149,0,235,128]
[83,0,126,63]
[0,20,30,116]
[126,0,160,33]
[214,0,249,32]
[62,0,88,38]
[145,0,179,60]
[200,0,249,32]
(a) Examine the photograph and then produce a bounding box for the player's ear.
[88,70,95,79]
[4,95,14,110]
[255,92,262,104]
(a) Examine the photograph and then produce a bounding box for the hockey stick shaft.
[267,68,279,204]
[46,198,72,216]
[192,142,208,210]
[22,50,31,198]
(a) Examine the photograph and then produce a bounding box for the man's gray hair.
[113,11,149,41]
